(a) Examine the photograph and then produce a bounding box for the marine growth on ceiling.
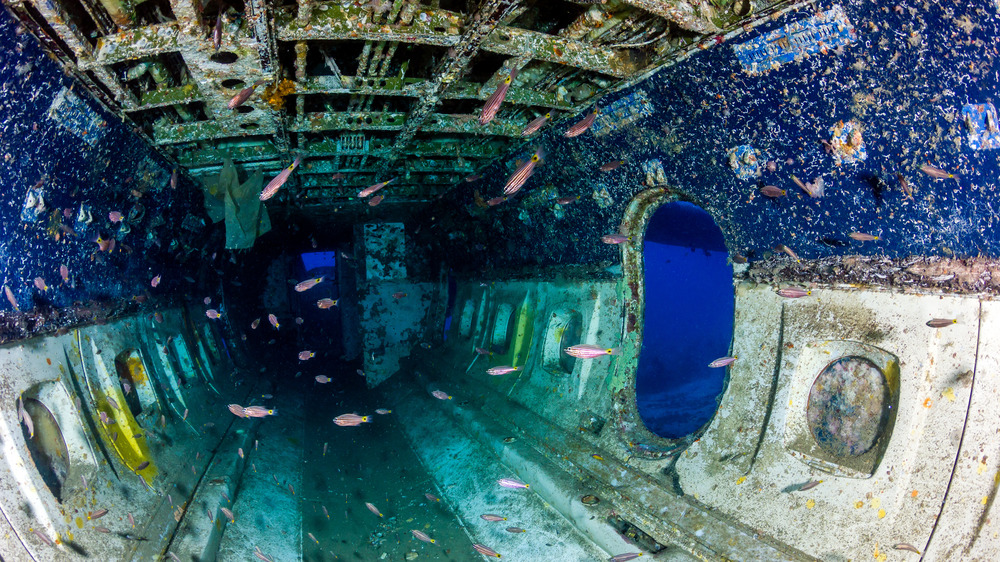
[5,0,773,217]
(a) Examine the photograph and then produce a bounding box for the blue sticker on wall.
[733,5,857,75]
[592,90,654,137]
[47,87,107,146]
[961,103,1000,150]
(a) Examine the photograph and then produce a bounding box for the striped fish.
[503,148,543,196]
[609,553,643,561]
[213,13,222,50]
[479,69,518,125]
[228,79,268,110]
[522,112,551,136]
[260,156,302,201]
[32,529,53,546]
[4,285,18,311]
[472,543,501,558]
[88,509,109,520]
[564,110,598,138]
[411,529,435,543]
[358,178,394,198]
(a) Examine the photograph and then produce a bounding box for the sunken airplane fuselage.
[0,0,998,561]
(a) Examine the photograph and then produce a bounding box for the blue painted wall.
[0,11,209,318]
[427,0,1000,271]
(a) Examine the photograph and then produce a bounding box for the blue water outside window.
[301,251,337,272]
[635,201,735,439]
[443,273,457,340]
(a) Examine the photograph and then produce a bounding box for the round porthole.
[807,356,890,457]
[210,51,239,64]
[221,78,245,89]
[20,398,70,501]
[235,105,255,114]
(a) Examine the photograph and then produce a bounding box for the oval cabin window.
[636,201,735,439]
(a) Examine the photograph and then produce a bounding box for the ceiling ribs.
[376,0,522,174]
[4,0,767,219]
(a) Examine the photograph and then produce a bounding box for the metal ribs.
[2,0,746,217]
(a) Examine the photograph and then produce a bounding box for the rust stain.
[627,280,639,300]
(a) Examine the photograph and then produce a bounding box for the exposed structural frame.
[3,0,759,211]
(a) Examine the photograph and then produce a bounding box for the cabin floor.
[210,363,480,562]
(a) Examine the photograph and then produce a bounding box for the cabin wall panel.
[675,284,983,561]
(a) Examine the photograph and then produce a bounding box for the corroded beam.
[301,161,475,175]
[298,197,440,205]
[26,0,93,60]
[295,77,575,111]
[180,137,502,169]
[87,22,180,67]
[154,117,277,145]
[274,2,462,45]
[620,0,719,34]
[137,83,201,109]
[177,144,283,168]
[275,4,630,77]
[244,0,289,154]
[88,65,140,109]
[306,138,506,159]
[300,176,460,189]
[481,27,628,77]
[286,111,523,137]
[190,160,474,177]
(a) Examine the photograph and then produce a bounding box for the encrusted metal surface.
[417,0,1000,275]
[4,0,777,219]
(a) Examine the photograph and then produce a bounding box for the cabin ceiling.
[4,0,765,221]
